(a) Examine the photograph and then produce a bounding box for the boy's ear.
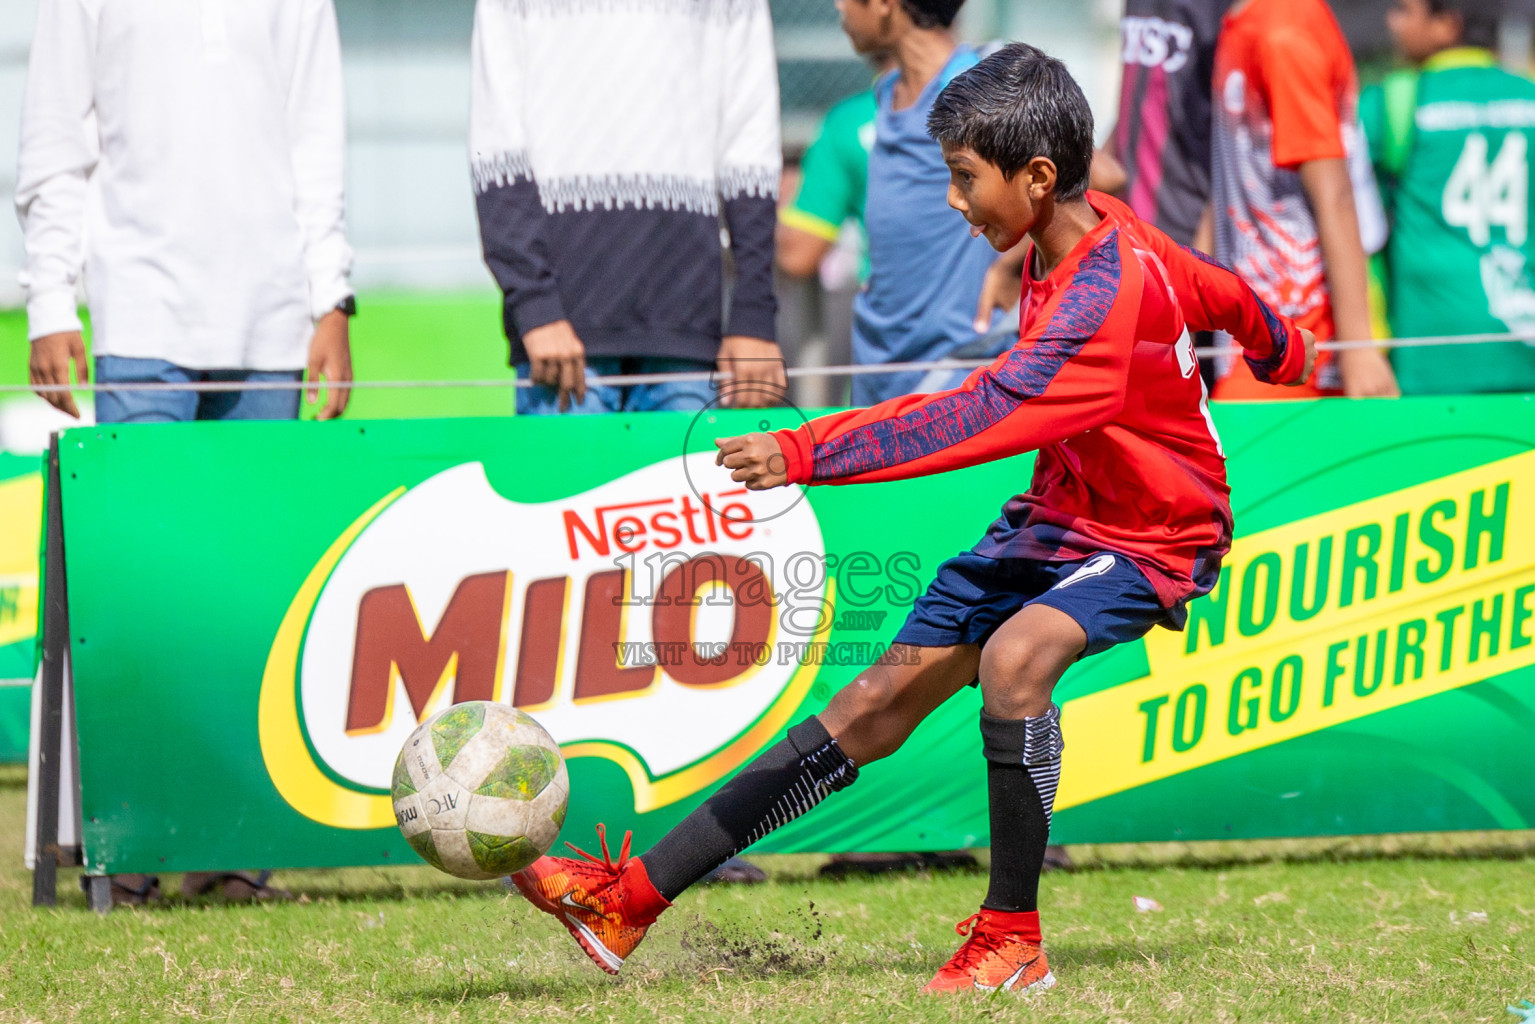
[1024,156,1059,200]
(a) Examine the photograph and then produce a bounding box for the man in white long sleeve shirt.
[470,0,786,413]
[16,0,355,424]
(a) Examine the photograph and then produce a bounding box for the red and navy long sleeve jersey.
[774,191,1306,614]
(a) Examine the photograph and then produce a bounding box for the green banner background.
[57,397,1535,875]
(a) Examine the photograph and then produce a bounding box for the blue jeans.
[94,357,303,424]
[514,356,716,415]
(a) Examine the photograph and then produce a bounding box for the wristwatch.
[334,295,357,317]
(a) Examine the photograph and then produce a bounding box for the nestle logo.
[562,491,755,559]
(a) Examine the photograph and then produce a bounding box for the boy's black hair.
[900,0,964,30]
[1428,0,1499,50]
[926,43,1094,200]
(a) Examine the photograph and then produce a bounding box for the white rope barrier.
[5,330,1533,395]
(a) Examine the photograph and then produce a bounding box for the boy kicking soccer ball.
[512,43,1315,994]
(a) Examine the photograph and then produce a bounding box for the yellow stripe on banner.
[1057,449,1535,811]
[258,489,406,829]
[0,473,42,650]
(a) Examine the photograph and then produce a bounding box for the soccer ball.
[391,701,569,880]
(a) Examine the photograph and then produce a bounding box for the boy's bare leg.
[920,604,1083,994]
[638,643,979,900]
[817,643,980,764]
[974,604,1085,916]
[980,604,1085,716]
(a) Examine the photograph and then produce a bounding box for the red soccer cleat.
[923,908,1056,995]
[510,824,670,975]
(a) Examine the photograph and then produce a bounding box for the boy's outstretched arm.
[1140,228,1316,386]
[720,238,1142,489]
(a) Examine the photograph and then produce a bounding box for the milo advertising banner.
[44,397,1535,875]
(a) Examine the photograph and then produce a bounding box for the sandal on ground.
[702,856,768,884]
[819,851,980,878]
[180,870,293,902]
[1042,845,1074,872]
[81,873,161,906]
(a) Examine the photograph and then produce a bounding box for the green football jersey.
[780,90,877,279]
[1362,47,1535,395]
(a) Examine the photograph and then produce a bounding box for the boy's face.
[836,0,897,57]
[1386,0,1462,64]
[941,144,1043,252]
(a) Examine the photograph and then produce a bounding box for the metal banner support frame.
[28,436,89,910]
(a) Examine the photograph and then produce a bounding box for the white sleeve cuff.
[26,289,84,340]
[306,255,354,321]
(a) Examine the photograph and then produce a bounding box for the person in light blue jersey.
[837,0,1010,404]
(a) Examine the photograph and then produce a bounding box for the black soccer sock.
[979,705,1063,914]
[638,717,858,902]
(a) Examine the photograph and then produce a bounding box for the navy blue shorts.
[892,551,1169,658]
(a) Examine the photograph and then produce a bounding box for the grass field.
[0,768,1532,1022]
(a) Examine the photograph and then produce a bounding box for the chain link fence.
[770,0,869,151]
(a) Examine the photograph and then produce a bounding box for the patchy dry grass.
[0,766,1531,1022]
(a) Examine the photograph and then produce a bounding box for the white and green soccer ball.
[391,701,569,880]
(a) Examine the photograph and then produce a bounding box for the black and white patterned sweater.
[470,0,781,365]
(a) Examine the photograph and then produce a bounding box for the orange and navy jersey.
[1211,0,1381,396]
[774,192,1306,613]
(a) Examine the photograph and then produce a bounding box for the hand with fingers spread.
[523,320,588,412]
[714,432,789,490]
[716,336,787,409]
[29,331,89,419]
[306,310,353,420]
